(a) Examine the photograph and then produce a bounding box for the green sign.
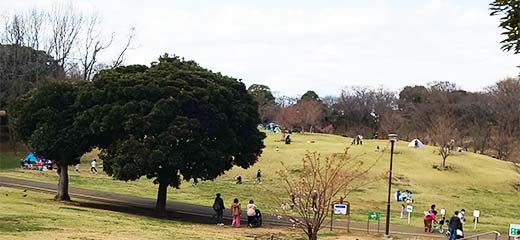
[510,224,520,237]
[368,211,381,221]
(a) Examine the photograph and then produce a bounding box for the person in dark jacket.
[449,211,463,240]
[213,193,225,226]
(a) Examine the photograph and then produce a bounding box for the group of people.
[20,155,53,171]
[212,193,262,228]
[395,189,414,203]
[421,204,467,239]
[74,159,98,174]
[234,169,262,184]
[350,135,364,145]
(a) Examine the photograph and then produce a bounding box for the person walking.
[400,204,405,219]
[75,163,80,172]
[255,169,262,184]
[247,199,257,227]
[231,198,241,227]
[449,211,463,240]
[213,193,225,226]
[90,160,98,174]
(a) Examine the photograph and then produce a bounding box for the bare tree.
[430,115,457,168]
[47,3,83,73]
[488,78,520,160]
[80,13,113,80]
[2,13,26,46]
[277,148,377,240]
[111,27,135,68]
[276,105,299,130]
[295,100,323,133]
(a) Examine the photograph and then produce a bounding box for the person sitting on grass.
[235,174,242,184]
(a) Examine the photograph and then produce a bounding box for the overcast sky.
[1,0,518,96]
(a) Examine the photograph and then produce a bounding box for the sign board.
[510,224,520,237]
[334,204,347,215]
[368,211,381,221]
[473,210,480,218]
[440,208,446,216]
[406,205,413,213]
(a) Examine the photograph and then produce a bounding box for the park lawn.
[0,132,519,232]
[0,186,394,240]
[0,151,23,170]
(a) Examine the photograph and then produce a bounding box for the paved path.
[0,176,504,239]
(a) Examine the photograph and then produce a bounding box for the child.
[400,204,405,219]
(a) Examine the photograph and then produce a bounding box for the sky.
[1,0,518,97]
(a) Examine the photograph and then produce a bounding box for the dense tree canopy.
[247,84,277,123]
[81,55,266,211]
[0,44,63,108]
[300,90,320,102]
[9,81,92,200]
[490,0,520,53]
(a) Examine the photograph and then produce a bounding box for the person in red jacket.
[424,210,438,232]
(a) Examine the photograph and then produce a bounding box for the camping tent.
[23,152,37,163]
[407,139,424,148]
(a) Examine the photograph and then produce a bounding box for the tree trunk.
[308,231,318,240]
[155,181,168,213]
[56,163,71,201]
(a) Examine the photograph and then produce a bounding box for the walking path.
[0,176,503,239]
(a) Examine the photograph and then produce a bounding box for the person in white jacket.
[246,199,257,227]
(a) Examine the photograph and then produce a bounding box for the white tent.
[407,139,424,148]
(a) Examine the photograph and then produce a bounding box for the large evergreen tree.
[9,81,92,200]
[81,55,265,212]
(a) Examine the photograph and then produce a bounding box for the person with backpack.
[213,193,225,226]
[231,198,242,227]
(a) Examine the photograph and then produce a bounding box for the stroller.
[432,217,446,233]
[250,209,262,227]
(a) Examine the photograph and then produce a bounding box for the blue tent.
[23,152,37,163]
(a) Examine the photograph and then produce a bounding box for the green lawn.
[0,186,386,240]
[0,151,22,170]
[1,132,519,232]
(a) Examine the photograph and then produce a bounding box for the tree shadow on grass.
[68,200,217,225]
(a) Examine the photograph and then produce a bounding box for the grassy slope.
[1,132,519,232]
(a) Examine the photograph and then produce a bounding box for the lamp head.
[388,134,398,142]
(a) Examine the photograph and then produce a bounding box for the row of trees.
[248,80,520,163]
[0,3,134,108]
[9,55,266,212]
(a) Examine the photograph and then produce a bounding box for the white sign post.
[473,210,480,230]
[440,208,446,216]
[334,204,347,215]
[406,205,413,225]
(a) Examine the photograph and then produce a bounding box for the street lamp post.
[385,134,398,238]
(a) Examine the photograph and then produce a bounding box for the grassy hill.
[1,132,519,232]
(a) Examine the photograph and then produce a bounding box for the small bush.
[432,164,453,171]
